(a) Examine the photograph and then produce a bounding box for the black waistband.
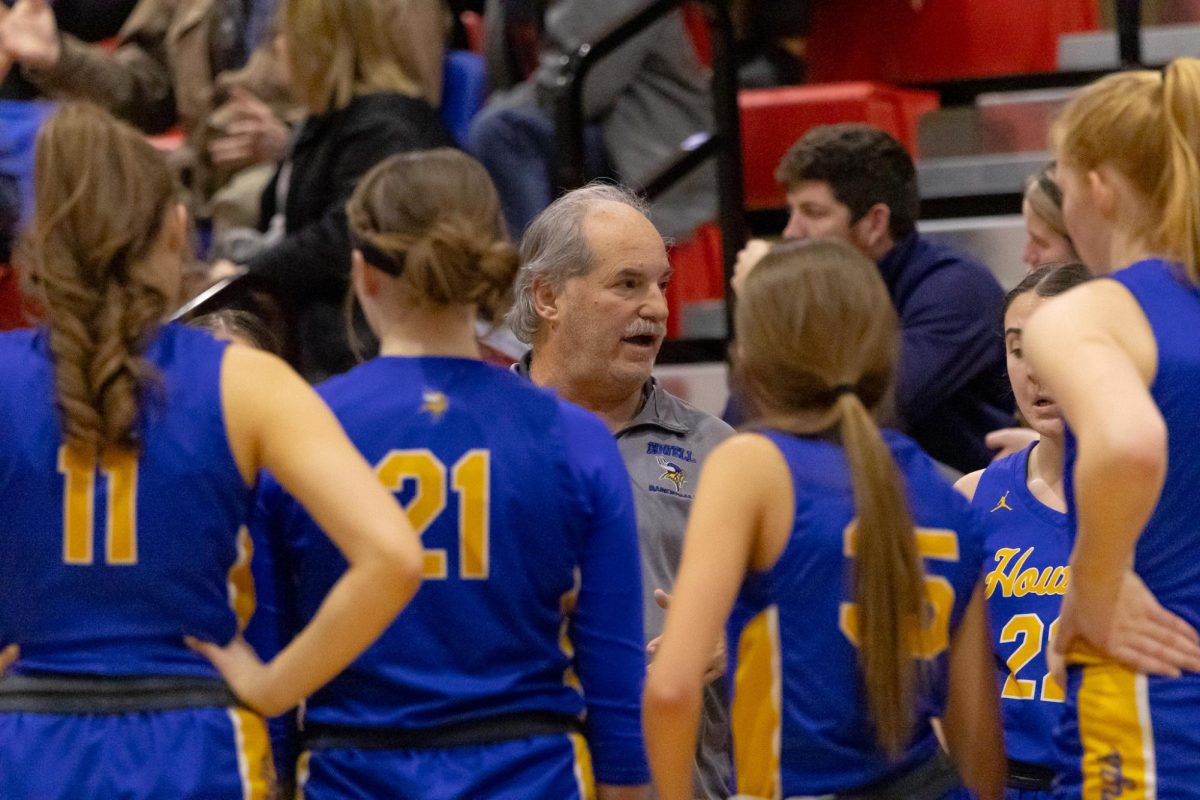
[838,749,962,800]
[302,711,584,751]
[0,674,243,715]
[1007,758,1055,792]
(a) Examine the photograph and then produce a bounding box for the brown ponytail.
[21,103,177,457]
[345,148,518,323]
[736,238,923,755]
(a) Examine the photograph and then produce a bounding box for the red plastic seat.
[739,82,938,210]
[0,263,27,330]
[666,221,724,340]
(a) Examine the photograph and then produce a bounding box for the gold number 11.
[58,446,138,565]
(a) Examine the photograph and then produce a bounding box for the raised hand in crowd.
[0,0,60,71]
[209,87,291,169]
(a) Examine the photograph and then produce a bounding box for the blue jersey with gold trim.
[1057,259,1200,799]
[1105,259,1200,629]
[0,325,253,677]
[972,442,1069,768]
[726,430,987,797]
[258,356,647,784]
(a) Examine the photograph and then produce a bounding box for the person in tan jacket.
[0,0,449,201]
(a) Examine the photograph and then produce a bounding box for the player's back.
[727,429,986,797]
[266,356,641,730]
[0,325,251,678]
[1107,258,1200,628]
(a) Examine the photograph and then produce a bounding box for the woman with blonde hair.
[1022,164,1078,269]
[213,0,452,381]
[259,149,649,799]
[1024,57,1200,797]
[644,238,1004,800]
[0,102,424,799]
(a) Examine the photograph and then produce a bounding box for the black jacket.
[246,91,453,380]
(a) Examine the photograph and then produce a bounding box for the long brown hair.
[1053,58,1200,283]
[346,149,517,326]
[737,238,923,755]
[22,103,177,456]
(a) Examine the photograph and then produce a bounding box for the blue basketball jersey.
[726,430,988,797]
[972,443,1069,768]
[0,325,254,677]
[1057,259,1200,799]
[1104,259,1200,630]
[257,356,647,785]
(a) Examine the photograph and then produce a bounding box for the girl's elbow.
[643,669,702,715]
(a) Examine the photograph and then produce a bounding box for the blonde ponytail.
[1160,59,1200,284]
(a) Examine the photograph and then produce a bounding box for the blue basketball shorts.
[296,731,597,800]
[0,705,274,799]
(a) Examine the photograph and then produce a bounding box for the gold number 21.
[58,446,138,565]
[375,449,490,580]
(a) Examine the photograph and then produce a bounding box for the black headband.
[1036,165,1064,210]
[351,233,406,277]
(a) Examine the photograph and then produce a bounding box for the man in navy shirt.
[732,123,1011,473]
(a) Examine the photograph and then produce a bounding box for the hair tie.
[832,384,857,399]
[351,233,406,277]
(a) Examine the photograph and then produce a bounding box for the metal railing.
[552,0,746,344]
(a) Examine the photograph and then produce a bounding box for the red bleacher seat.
[0,264,27,330]
[666,221,724,340]
[739,82,939,210]
[806,0,1099,84]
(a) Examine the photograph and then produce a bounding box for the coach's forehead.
[580,201,667,275]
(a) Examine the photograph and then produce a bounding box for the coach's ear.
[531,276,562,329]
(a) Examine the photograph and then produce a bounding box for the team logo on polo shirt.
[656,457,687,490]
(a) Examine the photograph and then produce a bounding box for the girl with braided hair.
[0,102,423,799]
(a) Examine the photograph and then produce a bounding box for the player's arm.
[941,583,1005,800]
[190,346,423,716]
[1025,282,1200,674]
[644,433,788,800]
[563,407,649,798]
[952,469,983,502]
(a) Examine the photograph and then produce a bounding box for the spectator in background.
[732,124,1012,474]
[0,0,449,210]
[468,0,716,241]
[1022,163,1078,269]
[210,0,453,382]
[732,0,808,87]
[0,0,139,98]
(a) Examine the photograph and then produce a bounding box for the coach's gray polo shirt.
[516,355,734,798]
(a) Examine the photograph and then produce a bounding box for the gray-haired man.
[510,184,733,798]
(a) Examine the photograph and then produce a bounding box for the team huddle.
[1,55,1200,800]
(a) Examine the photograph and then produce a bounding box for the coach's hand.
[186,634,291,716]
[0,644,18,675]
[1050,569,1200,686]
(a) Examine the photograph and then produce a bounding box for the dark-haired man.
[738,123,1011,473]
